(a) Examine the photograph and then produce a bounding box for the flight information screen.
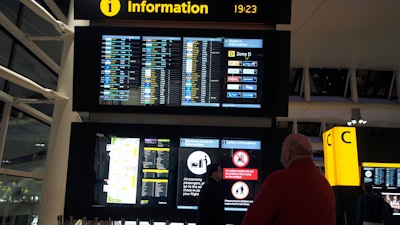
[362,167,400,190]
[73,27,290,116]
[99,35,263,109]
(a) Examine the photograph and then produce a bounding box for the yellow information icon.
[100,0,121,17]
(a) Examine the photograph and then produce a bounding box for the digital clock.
[234,4,257,14]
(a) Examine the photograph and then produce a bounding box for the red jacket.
[241,158,336,225]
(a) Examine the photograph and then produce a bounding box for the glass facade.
[357,69,395,99]
[2,109,50,174]
[0,1,53,223]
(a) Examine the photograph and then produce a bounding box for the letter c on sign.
[327,133,332,146]
[341,131,351,144]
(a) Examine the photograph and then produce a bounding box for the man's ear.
[285,149,291,161]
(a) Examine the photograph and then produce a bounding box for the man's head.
[207,163,223,182]
[362,182,373,193]
[280,133,313,167]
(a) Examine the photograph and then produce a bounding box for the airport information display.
[65,123,280,221]
[176,138,262,211]
[73,27,290,116]
[100,35,263,109]
[362,167,400,190]
[94,134,262,210]
[94,136,173,206]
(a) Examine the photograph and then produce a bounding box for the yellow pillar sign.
[322,127,360,186]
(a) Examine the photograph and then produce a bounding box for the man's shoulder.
[265,168,289,181]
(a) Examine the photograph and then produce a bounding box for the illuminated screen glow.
[381,192,400,216]
[73,27,290,117]
[99,35,263,109]
[176,138,262,211]
[65,123,285,221]
[94,136,173,207]
[361,166,400,190]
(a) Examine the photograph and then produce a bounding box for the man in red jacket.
[241,133,336,225]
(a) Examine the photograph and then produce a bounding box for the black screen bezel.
[65,122,283,222]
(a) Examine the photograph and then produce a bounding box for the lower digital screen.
[381,192,400,216]
[94,134,262,211]
[65,122,276,220]
[94,136,175,207]
[176,138,262,211]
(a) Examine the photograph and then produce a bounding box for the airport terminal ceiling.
[52,0,400,70]
[56,0,400,127]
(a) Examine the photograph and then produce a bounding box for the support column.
[349,69,358,103]
[38,1,76,224]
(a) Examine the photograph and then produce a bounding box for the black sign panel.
[74,0,291,24]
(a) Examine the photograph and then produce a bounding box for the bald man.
[241,133,336,225]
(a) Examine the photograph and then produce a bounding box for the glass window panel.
[277,121,290,129]
[0,29,13,68]
[0,29,12,91]
[289,68,303,95]
[297,122,321,137]
[54,0,71,17]
[9,44,57,96]
[34,40,63,66]
[309,68,348,96]
[0,101,4,118]
[20,2,63,65]
[0,0,20,25]
[15,215,29,225]
[2,109,50,175]
[0,175,41,214]
[357,70,393,98]
[32,103,54,117]
[390,78,398,101]
[8,44,56,116]
[20,5,59,37]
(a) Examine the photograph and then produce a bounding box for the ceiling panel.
[282,0,400,70]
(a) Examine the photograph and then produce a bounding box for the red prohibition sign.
[232,150,249,167]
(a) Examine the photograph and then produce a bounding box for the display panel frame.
[360,162,400,191]
[65,122,282,222]
[73,26,289,117]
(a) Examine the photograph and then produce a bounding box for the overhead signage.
[323,127,360,186]
[75,0,291,24]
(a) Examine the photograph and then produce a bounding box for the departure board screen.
[100,35,182,105]
[74,27,290,116]
[100,35,262,108]
[362,167,400,190]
